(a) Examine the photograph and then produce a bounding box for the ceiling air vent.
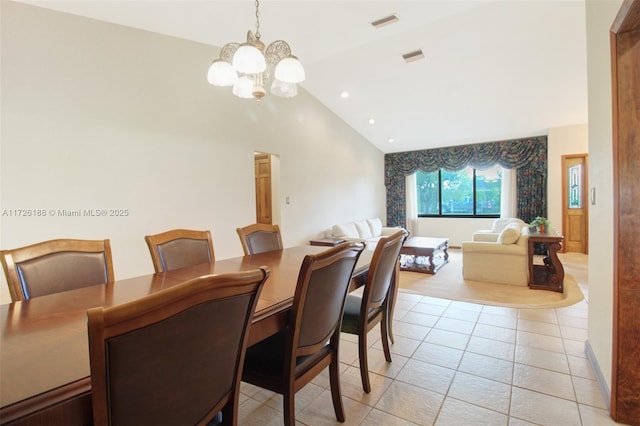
[371,14,399,28]
[402,49,424,63]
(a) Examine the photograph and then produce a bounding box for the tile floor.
[238,253,624,425]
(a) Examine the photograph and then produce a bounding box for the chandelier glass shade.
[207,0,305,101]
[232,43,266,74]
[207,60,238,86]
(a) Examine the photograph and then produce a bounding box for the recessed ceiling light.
[368,118,376,124]
[340,91,349,99]
[388,138,395,143]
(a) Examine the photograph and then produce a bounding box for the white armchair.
[472,218,528,242]
[462,223,530,286]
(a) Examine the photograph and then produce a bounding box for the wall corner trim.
[585,339,611,411]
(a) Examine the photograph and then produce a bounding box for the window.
[416,165,502,217]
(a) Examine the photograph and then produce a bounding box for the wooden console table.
[528,228,565,292]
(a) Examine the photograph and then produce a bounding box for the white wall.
[547,124,589,230]
[584,0,622,396]
[0,2,385,304]
[413,217,494,247]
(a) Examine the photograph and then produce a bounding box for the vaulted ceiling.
[20,0,588,154]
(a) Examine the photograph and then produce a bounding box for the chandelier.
[207,0,305,100]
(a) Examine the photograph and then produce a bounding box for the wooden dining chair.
[236,223,283,255]
[144,228,215,272]
[241,242,364,425]
[0,238,114,302]
[340,229,408,393]
[87,268,270,426]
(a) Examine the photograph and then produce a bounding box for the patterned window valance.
[384,136,547,227]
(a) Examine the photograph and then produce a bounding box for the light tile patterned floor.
[238,253,624,425]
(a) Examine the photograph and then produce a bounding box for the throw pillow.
[367,218,383,237]
[333,222,359,238]
[497,223,520,244]
[355,221,373,239]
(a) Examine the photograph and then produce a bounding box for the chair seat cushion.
[243,329,331,381]
[341,294,362,332]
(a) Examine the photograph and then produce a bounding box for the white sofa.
[328,218,400,250]
[461,221,530,286]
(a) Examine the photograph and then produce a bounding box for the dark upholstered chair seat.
[340,293,381,334]
[243,328,332,382]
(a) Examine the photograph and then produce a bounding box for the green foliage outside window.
[416,165,502,217]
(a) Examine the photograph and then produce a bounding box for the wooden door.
[610,0,640,423]
[254,153,272,224]
[561,154,588,253]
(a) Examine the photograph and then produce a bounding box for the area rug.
[398,249,585,309]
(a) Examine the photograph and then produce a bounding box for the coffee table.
[399,237,449,274]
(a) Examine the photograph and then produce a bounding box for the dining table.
[0,244,374,426]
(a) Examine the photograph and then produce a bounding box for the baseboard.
[585,339,611,411]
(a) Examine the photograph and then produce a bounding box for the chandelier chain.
[254,0,261,40]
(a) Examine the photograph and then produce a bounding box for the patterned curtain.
[384,136,547,227]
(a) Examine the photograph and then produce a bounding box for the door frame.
[561,154,589,254]
[253,152,281,227]
[610,0,640,422]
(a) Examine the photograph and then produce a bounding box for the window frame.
[416,167,501,218]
